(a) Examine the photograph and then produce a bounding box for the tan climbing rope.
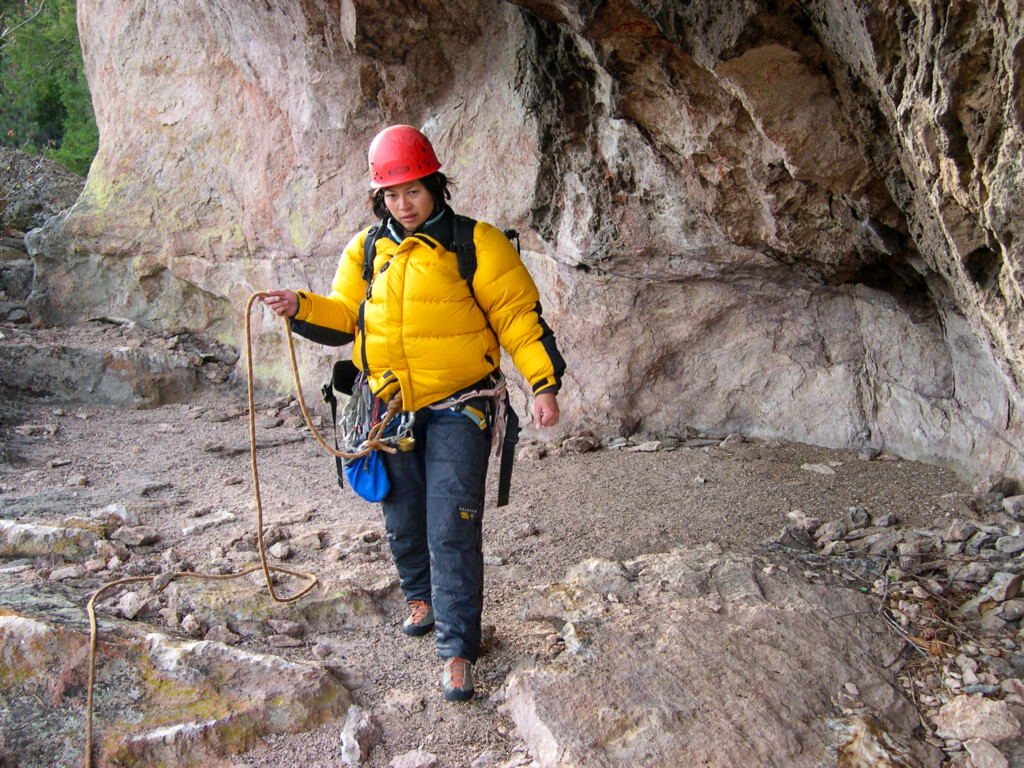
[80,291,387,767]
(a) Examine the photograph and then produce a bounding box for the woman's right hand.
[261,289,299,318]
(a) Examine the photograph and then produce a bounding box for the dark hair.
[370,171,453,221]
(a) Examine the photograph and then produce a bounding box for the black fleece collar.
[383,205,455,247]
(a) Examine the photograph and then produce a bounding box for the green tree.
[0,0,98,176]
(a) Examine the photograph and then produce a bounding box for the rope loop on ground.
[81,291,364,767]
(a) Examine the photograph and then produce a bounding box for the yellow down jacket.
[292,216,561,412]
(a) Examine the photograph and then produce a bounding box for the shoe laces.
[408,600,431,623]
[447,657,470,688]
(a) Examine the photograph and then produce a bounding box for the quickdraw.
[340,371,417,456]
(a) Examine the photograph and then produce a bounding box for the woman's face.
[383,180,434,232]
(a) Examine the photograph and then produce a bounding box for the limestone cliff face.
[26,0,1024,484]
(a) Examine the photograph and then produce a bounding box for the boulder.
[0,587,351,768]
[502,545,938,767]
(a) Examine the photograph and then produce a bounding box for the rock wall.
[24,0,1024,483]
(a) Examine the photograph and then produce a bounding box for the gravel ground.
[0,383,970,768]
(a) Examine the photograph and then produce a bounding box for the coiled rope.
[80,292,390,767]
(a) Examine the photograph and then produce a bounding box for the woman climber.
[262,124,565,701]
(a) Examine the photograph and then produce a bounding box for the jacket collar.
[383,205,454,247]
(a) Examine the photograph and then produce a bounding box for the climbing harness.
[427,373,521,507]
[80,292,392,767]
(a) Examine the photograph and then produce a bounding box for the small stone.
[384,689,426,714]
[152,570,177,590]
[995,536,1024,555]
[999,679,1024,697]
[963,738,1009,768]
[999,599,1024,621]
[267,619,305,637]
[601,436,631,449]
[204,625,241,645]
[933,694,1021,744]
[249,569,279,586]
[775,526,815,551]
[560,621,590,654]
[160,607,181,628]
[510,522,539,539]
[970,493,1005,516]
[340,705,382,765]
[267,635,304,648]
[388,749,437,768]
[628,441,661,452]
[562,434,600,454]
[517,444,546,461]
[819,539,851,556]
[1002,495,1024,521]
[223,476,244,486]
[293,531,324,552]
[268,541,292,560]
[950,561,996,584]
[90,503,140,527]
[13,423,58,437]
[111,525,160,547]
[311,643,332,659]
[262,525,285,546]
[117,591,148,619]
[984,572,1024,602]
[181,510,236,536]
[815,518,851,543]
[181,613,205,637]
[801,463,836,476]
[48,564,87,581]
[979,612,1006,632]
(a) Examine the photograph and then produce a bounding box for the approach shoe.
[442,657,474,702]
[402,600,434,636]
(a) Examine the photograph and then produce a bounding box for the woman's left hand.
[261,289,299,318]
[533,392,560,429]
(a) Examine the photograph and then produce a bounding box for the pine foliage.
[0,0,97,176]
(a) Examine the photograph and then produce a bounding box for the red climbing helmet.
[367,125,442,188]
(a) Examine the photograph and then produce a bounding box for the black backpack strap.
[321,374,344,488]
[452,215,478,288]
[362,224,382,285]
[497,394,520,507]
[503,228,520,253]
